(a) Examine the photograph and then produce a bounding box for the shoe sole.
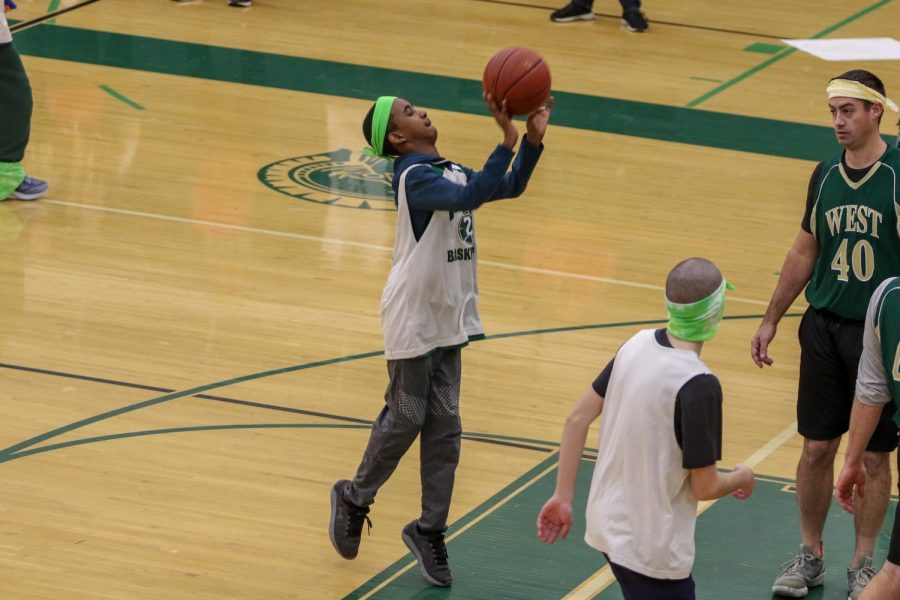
[551,12,595,22]
[329,480,356,560]
[621,20,648,32]
[402,529,451,587]
[771,572,826,598]
[10,190,46,200]
[771,586,809,598]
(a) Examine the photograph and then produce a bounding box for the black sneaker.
[401,520,452,587]
[328,480,371,560]
[550,2,595,22]
[228,0,252,6]
[622,8,649,32]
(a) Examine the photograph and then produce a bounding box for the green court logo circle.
[258,149,395,210]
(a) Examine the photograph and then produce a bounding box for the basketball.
[482,47,551,116]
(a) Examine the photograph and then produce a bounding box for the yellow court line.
[40,199,787,308]
[561,421,799,599]
[742,421,799,470]
[359,453,561,600]
[562,566,617,600]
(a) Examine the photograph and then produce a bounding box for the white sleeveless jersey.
[585,329,712,579]
[380,163,482,360]
[1,12,12,45]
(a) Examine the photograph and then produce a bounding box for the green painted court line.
[743,42,783,55]
[690,76,724,83]
[592,477,896,599]
[463,431,560,448]
[98,84,145,110]
[0,426,560,465]
[0,349,385,459]
[8,25,867,162]
[0,313,801,462]
[348,461,896,599]
[343,452,566,599]
[350,456,894,600]
[45,0,61,25]
[687,0,894,107]
[0,423,371,463]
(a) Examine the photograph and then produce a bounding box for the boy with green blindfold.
[1,0,48,201]
[538,257,754,600]
[329,93,552,587]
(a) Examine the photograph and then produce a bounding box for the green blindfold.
[363,96,397,159]
[665,279,734,342]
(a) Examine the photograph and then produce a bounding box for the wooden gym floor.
[0,0,898,598]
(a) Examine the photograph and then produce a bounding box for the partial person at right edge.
[751,69,900,599]
[836,277,900,600]
[0,0,48,202]
[550,0,648,32]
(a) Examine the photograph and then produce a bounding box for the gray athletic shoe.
[848,555,876,600]
[401,520,451,587]
[772,545,826,597]
[328,479,371,560]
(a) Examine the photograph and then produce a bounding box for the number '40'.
[830,238,875,282]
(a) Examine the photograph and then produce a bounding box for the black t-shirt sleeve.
[801,162,825,233]
[592,358,615,397]
[673,374,723,469]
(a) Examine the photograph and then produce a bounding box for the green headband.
[363,96,397,158]
[665,279,734,342]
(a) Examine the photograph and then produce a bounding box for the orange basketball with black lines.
[482,47,551,116]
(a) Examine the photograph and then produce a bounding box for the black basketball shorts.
[797,307,898,451]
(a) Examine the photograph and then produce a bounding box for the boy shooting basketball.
[328,93,552,587]
[537,257,755,600]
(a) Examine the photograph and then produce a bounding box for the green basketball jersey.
[806,146,900,320]
[873,277,900,411]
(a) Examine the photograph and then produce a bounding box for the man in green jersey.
[836,277,900,599]
[751,70,900,599]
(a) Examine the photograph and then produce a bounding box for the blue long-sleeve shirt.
[392,136,544,240]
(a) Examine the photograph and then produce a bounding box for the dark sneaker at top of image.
[622,8,649,32]
[550,2,595,22]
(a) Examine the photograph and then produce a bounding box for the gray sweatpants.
[346,347,462,533]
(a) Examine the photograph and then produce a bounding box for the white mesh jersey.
[380,163,482,360]
[585,328,712,579]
